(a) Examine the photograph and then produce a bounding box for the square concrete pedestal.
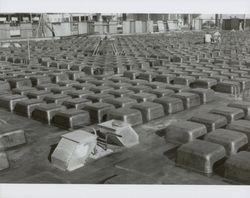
[177,140,226,174]
[53,109,90,130]
[131,102,164,123]
[108,107,143,126]
[165,120,207,144]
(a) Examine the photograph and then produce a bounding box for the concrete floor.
[0,93,244,184]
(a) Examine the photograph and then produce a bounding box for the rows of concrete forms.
[0,31,250,184]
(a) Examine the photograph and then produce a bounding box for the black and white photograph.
[0,0,250,197]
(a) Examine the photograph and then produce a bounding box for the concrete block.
[209,106,245,123]
[209,74,227,81]
[225,151,250,184]
[30,76,51,86]
[155,74,176,83]
[36,83,60,91]
[109,76,129,83]
[103,97,137,108]
[129,79,148,86]
[72,83,96,90]
[189,113,227,132]
[177,140,226,174]
[109,82,131,90]
[165,120,207,144]
[57,80,80,87]
[43,94,71,104]
[145,89,175,98]
[0,81,10,91]
[123,71,139,80]
[153,96,184,114]
[76,77,95,83]
[8,78,32,89]
[137,72,156,82]
[108,107,143,126]
[0,124,26,150]
[12,87,36,96]
[228,101,250,120]
[88,79,107,86]
[143,82,167,89]
[108,89,134,98]
[0,152,9,171]
[227,120,250,143]
[233,77,250,91]
[14,99,45,118]
[187,88,215,104]
[32,103,66,125]
[83,102,115,123]
[87,93,114,103]
[27,90,53,100]
[90,86,114,94]
[165,84,189,93]
[172,92,200,109]
[204,129,248,156]
[127,85,152,93]
[53,109,90,130]
[212,81,241,94]
[49,73,68,83]
[128,92,157,103]
[67,90,94,99]
[0,94,27,112]
[173,76,196,86]
[62,98,92,110]
[131,102,164,122]
[51,86,73,95]
[190,78,217,89]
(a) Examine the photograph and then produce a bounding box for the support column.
[220,14,223,30]
[244,14,246,30]
[215,14,219,27]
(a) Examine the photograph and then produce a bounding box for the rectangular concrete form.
[53,109,90,130]
[32,103,66,125]
[209,106,245,123]
[14,99,45,118]
[172,92,200,109]
[62,98,92,110]
[187,88,215,104]
[165,120,207,144]
[228,101,250,120]
[83,102,115,123]
[103,97,137,108]
[225,151,250,184]
[189,113,227,132]
[0,124,26,150]
[0,94,27,112]
[177,140,226,174]
[227,120,250,143]
[154,96,184,114]
[131,102,164,123]
[108,107,143,126]
[204,129,248,156]
[0,152,9,171]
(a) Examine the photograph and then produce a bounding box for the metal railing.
[92,39,102,56]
